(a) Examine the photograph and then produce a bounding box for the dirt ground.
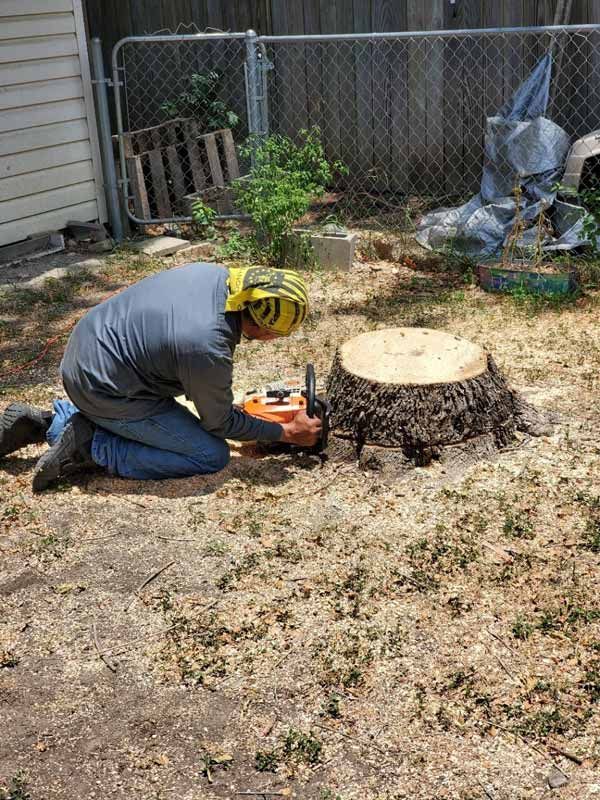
[1,233,600,800]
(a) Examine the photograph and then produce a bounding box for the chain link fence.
[111,26,600,229]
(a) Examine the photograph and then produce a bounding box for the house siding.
[0,0,106,248]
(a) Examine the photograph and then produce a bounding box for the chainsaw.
[243,363,330,455]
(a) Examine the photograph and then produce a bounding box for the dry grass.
[1,235,600,799]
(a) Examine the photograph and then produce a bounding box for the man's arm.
[179,333,322,446]
[180,345,283,442]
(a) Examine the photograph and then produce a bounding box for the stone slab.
[131,236,190,257]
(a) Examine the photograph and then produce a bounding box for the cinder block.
[292,227,359,272]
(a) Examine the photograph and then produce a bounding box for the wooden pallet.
[122,117,200,157]
[123,120,240,220]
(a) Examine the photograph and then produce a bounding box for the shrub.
[234,128,347,265]
[161,71,239,131]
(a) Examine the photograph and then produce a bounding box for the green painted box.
[478,262,577,295]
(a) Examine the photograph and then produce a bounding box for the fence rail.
[110,25,600,227]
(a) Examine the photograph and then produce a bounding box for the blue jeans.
[47,400,230,480]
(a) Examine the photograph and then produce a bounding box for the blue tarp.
[416,54,588,257]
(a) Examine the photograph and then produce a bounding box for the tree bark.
[326,328,550,471]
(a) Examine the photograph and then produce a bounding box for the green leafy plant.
[323,692,342,719]
[191,199,217,237]
[503,510,534,540]
[217,230,260,263]
[199,748,232,782]
[234,127,347,265]
[555,182,600,252]
[282,728,323,765]
[254,749,279,772]
[0,774,31,800]
[161,71,239,131]
[512,616,534,640]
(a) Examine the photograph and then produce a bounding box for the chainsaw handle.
[305,363,316,418]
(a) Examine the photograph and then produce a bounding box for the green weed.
[503,510,534,540]
[283,728,323,766]
[0,649,19,669]
[583,516,600,553]
[319,790,343,800]
[515,707,569,738]
[216,552,261,591]
[199,748,233,781]
[204,539,229,556]
[255,749,279,773]
[507,283,579,315]
[322,693,342,719]
[33,533,70,560]
[512,616,535,640]
[0,774,31,800]
[581,660,600,702]
[217,231,260,263]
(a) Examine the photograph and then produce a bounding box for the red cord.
[0,286,124,383]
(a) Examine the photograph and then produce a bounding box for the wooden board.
[202,132,225,186]
[127,155,150,219]
[166,145,186,200]
[187,140,207,191]
[221,128,240,180]
[270,2,308,139]
[121,117,200,157]
[148,148,171,218]
[338,0,359,173]
[371,0,408,194]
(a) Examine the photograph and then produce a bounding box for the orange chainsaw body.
[243,392,306,424]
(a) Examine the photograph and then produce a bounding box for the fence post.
[245,29,263,165]
[90,38,124,242]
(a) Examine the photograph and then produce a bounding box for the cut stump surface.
[326,328,551,475]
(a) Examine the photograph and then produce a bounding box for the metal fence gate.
[105,25,600,228]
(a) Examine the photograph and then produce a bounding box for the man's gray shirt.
[60,262,282,442]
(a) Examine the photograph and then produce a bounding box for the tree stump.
[326,328,550,475]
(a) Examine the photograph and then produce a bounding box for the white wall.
[0,0,107,248]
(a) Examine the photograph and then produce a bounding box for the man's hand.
[280,411,322,447]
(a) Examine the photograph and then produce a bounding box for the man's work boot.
[0,403,52,458]
[32,413,96,492]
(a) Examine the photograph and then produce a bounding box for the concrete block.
[130,236,190,257]
[292,227,359,272]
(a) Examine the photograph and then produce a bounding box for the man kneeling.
[0,263,321,491]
